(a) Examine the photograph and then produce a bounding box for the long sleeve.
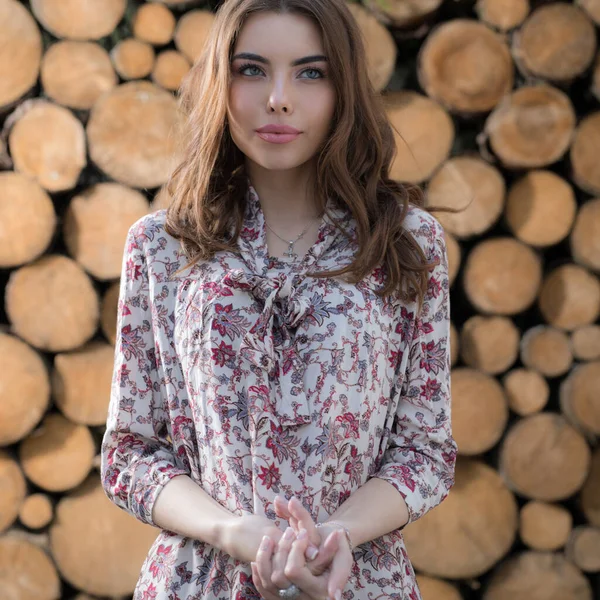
[101,219,189,527]
[374,215,457,526]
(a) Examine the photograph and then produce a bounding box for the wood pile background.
[0,0,599,598]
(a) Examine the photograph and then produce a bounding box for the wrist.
[318,521,354,552]
[212,512,240,555]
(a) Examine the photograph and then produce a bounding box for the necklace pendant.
[284,244,297,260]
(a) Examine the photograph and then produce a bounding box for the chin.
[250,150,314,172]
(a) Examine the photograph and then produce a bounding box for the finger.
[284,531,328,599]
[274,495,291,520]
[251,562,279,600]
[271,527,295,589]
[306,530,340,577]
[254,535,275,592]
[288,497,321,550]
[327,543,353,600]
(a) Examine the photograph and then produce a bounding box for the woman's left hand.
[252,526,350,600]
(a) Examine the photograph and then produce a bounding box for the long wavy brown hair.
[165,0,443,308]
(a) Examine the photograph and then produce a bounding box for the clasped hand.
[250,496,353,600]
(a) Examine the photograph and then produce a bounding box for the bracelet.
[316,521,354,552]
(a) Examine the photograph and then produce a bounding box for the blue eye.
[301,68,324,79]
[238,63,263,76]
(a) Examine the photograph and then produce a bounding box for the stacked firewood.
[0,1,598,599]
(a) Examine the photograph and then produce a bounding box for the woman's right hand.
[221,514,285,563]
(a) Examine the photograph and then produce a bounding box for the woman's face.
[227,11,336,173]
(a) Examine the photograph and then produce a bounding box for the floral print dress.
[101,184,456,600]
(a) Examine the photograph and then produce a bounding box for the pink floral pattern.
[101,184,456,599]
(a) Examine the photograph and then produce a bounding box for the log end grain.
[385,91,455,183]
[0,451,27,533]
[8,100,87,192]
[418,19,514,114]
[101,282,120,346]
[560,360,600,437]
[0,333,50,446]
[174,9,216,64]
[565,526,600,572]
[499,413,591,501]
[133,2,176,45]
[475,0,530,31]
[19,413,95,492]
[152,50,191,91]
[570,198,600,271]
[502,368,549,416]
[0,171,56,268]
[451,368,509,455]
[19,493,54,530]
[519,501,572,551]
[581,448,600,526]
[41,41,117,110]
[571,324,600,361]
[111,38,156,80]
[520,325,573,378]
[5,255,99,352]
[427,156,505,239]
[52,341,115,426]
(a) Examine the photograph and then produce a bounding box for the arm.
[278,215,456,551]
[101,220,284,559]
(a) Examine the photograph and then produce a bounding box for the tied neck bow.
[223,269,312,428]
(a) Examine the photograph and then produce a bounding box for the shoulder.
[127,209,168,249]
[402,204,446,260]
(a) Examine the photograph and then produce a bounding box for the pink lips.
[255,124,301,144]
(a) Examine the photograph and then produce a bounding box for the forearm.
[151,474,236,549]
[325,478,409,547]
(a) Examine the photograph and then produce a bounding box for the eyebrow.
[231,52,328,66]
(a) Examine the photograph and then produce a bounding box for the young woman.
[101,1,456,599]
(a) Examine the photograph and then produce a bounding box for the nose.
[267,75,292,114]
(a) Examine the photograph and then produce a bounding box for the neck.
[246,161,322,226]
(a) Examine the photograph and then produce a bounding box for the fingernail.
[261,536,270,550]
[297,528,307,540]
[335,590,342,600]
[283,527,295,540]
[307,546,319,560]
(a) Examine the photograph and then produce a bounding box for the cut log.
[560,360,600,437]
[460,315,519,374]
[444,231,461,287]
[512,3,596,84]
[565,526,600,572]
[30,0,126,41]
[450,322,459,367]
[475,0,530,31]
[502,368,549,416]
[347,2,397,92]
[483,551,592,600]
[63,182,149,280]
[451,368,509,455]
[87,81,182,189]
[384,91,454,184]
[152,50,191,91]
[417,20,513,114]
[0,332,50,447]
[499,413,591,501]
[19,493,54,530]
[592,55,600,103]
[133,2,176,45]
[484,85,576,169]
[49,476,158,596]
[570,198,600,271]
[519,501,572,551]
[52,341,115,426]
[0,535,61,600]
[0,451,26,534]
[505,170,577,247]
[571,324,600,361]
[416,575,463,600]
[154,0,202,6]
[581,447,600,526]
[570,112,600,195]
[463,237,542,315]
[19,413,94,492]
[402,458,518,578]
[110,38,155,80]
[365,0,443,29]
[174,9,216,64]
[427,156,505,239]
[538,264,600,331]
[101,282,120,346]
[520,325,573,378]
[0,0,42,111]
[5,255,99,352]
[8,100,86,192]
[41,41,117,110]
[577,0,600,25]
[0,171,56,268]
